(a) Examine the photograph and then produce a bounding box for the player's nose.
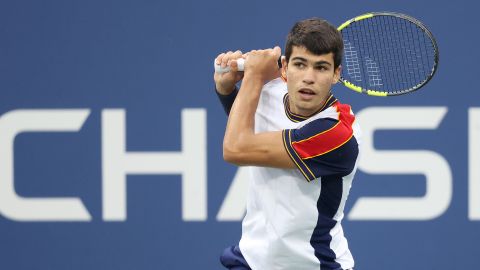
[302,68,315,85]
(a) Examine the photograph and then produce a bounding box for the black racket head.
[338,12,439,96]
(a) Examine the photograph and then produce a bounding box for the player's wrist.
[215,83,236,95]
[240,74,264,96]
[243,71,266,86]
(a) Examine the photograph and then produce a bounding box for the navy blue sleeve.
[282,104,359,181]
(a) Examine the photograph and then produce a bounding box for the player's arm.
[223,47,296,169]
[214,50,244,115]
[222,47,359,179]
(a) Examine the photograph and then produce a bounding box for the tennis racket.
[214,12,439,96]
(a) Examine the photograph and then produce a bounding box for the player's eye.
[293,62,306,69]
[316,65,328,71]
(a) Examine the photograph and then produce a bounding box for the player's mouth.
[298,88,316,100]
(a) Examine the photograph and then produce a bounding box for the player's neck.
[288,94,330,118]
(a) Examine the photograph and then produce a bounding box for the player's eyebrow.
[291,56,332,66]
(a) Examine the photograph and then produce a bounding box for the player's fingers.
[272,46,282,68]
[215,53,226,65]
[232,50,242,57]
[230,60,238,72]
[245,50,259,61]
[273,46,282,59]
[221,51,234,68]
[227,50,241,67]
[227,50,242,67]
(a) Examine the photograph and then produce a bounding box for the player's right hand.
[243,46,282,84]
[214,50,244,95]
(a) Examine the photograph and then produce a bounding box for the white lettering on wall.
[469,108,480,220]
[0,109,91,221]
[348,107,451,220]
[216,167,249,221]
[101,109,207,221]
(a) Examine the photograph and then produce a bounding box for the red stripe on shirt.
[292,103,355,159]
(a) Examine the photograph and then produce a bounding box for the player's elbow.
[223,146,241,165]
[223,141,247,165]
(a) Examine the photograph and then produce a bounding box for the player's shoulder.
[283,98,360,180]
[261,77,287,94]
[291,98,359,140]
[301,98,354,126]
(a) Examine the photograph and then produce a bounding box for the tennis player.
[214,18,360,270]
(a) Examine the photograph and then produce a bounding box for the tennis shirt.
[221,77,361,270]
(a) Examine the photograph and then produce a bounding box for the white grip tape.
[214,58,245,73]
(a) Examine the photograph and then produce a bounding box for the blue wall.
[0,0,479,269]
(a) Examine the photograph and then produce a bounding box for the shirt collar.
[283,93,338,123]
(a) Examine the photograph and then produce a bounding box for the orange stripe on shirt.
[292,103,355,159]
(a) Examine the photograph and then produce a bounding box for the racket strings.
[340,15,436,94]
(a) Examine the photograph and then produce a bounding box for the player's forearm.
[223,75,263,163]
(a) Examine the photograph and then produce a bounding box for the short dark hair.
[285,18,343,69]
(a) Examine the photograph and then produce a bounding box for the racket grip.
[214,58,245,73]
[214,57,283,73]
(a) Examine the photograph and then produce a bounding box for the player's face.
[282,46,340,117]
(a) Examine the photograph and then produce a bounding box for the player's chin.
[297,100,320,114]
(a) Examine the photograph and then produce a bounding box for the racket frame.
[337,12,439,96]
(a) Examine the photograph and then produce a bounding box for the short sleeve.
[282,104,359,182]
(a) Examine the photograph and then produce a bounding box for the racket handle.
[214,58,245,73]
[214,57,284,73]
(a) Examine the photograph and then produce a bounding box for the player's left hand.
[244,46,282,83]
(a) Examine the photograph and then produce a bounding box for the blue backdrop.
[0,0,478,269]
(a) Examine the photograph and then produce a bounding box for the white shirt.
[239,78,361,270]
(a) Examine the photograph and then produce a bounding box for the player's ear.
[281,56,288,82]
[332,65,341,84]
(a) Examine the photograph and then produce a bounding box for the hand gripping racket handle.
[214,58,245,73]
[214,57,283,73]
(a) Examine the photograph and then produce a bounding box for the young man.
[214,18,360,270]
